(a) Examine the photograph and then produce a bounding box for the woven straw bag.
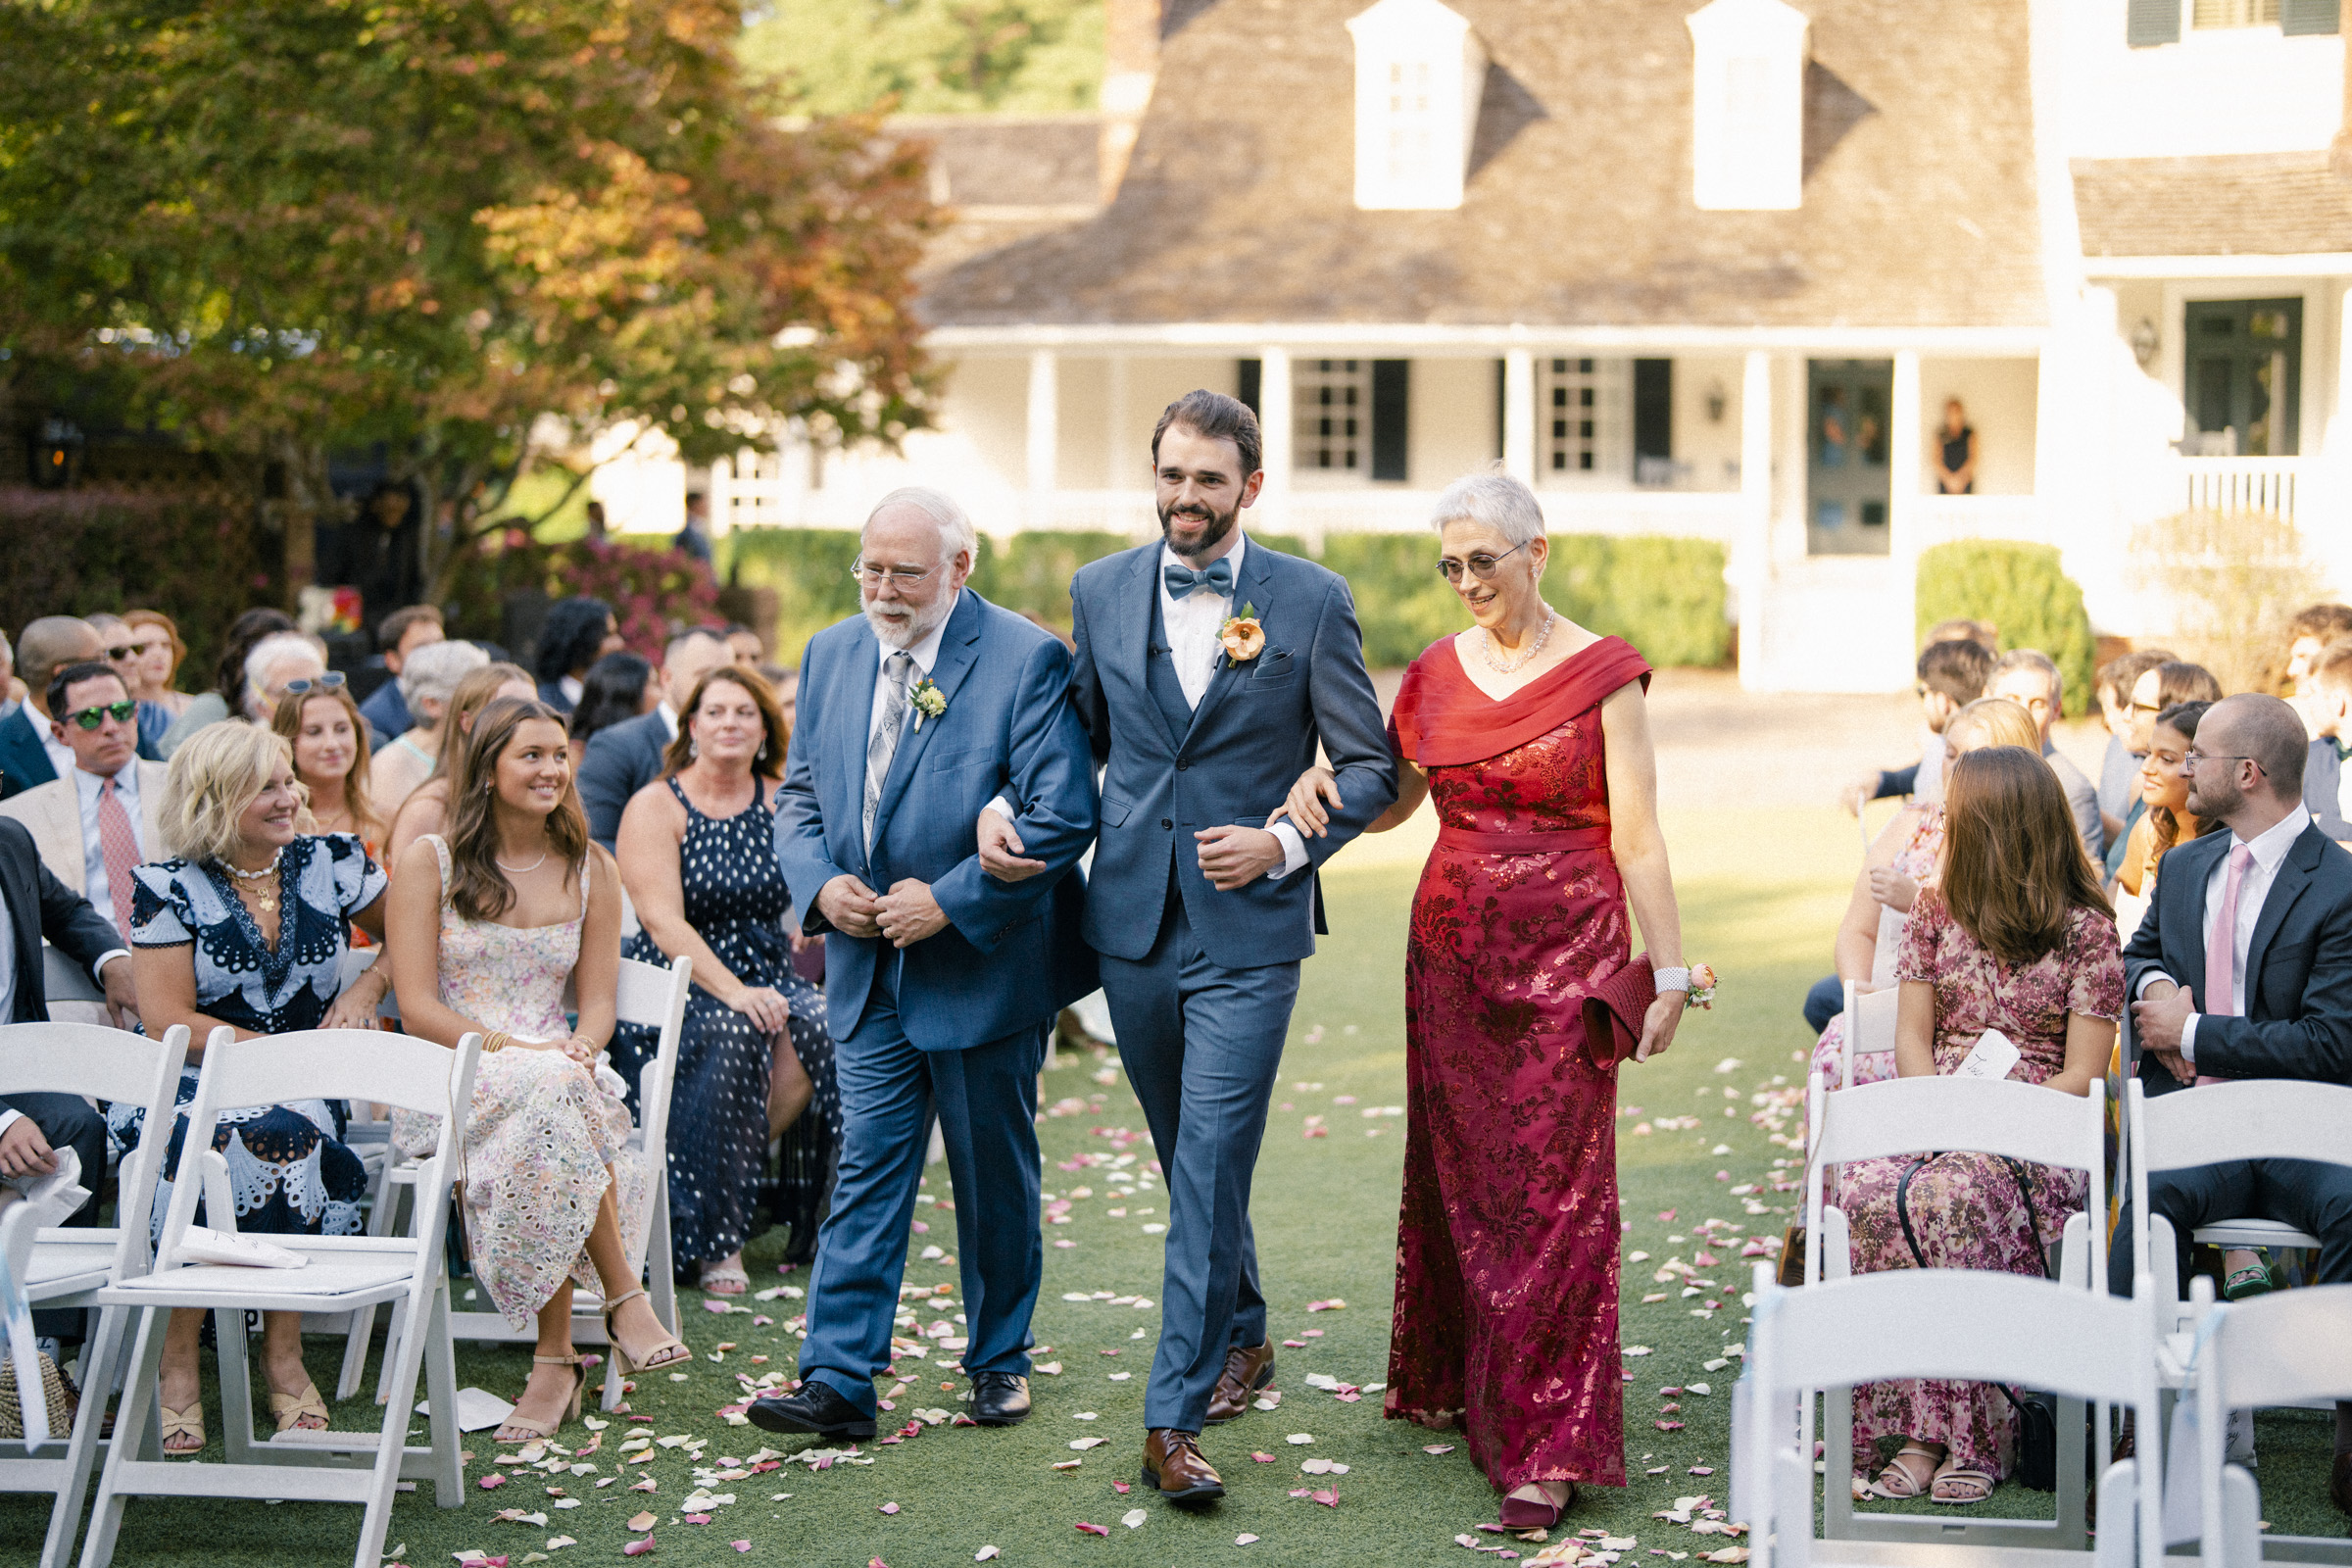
[0,1351,76,1439]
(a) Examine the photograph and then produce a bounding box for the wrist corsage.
[1218,603,1265,664]
[908,676,947,730]
[1652,963,1718,1010]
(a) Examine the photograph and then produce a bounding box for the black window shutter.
[1371,360,1409,482]
[1494,360,1507,460]
[1237,359,1262,417]
[1633,360,1673,468]
[2127,0,2180,46]
[2282,0,2340,34]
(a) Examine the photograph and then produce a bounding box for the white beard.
[865,597,949,651]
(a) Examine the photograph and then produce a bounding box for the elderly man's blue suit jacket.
[775,589,1098,1050]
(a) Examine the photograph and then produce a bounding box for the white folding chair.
[79,1026,481,1568]
[1735,1262,2164,1568]
[1834,980,1898,1091]
[2183,1278,2352,1567]
[0,1022,190,1568]
[341,955,690,1416]
[1802,1069,2109,1548]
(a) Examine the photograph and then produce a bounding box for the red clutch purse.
[1581,954,1657,1069]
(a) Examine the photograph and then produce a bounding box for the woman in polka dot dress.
[615,667,829,1295]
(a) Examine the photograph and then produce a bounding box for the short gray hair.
[244,630,325,693]
[397,637,488,710]
[864,486,978,565]
[1430,470,1546,547]
[1990,648,2063,709]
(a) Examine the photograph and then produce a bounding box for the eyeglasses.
[102,645,136,662]
[64,700,136,730]
[1434,541,1530,584]
[849,562,937,588]
[281,673,347,695]
[2181,750,2264,775]
[2129,701,2164,716]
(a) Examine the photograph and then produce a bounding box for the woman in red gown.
[1275,472,1691,1528]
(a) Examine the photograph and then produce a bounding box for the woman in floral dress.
[387,697,689,1443]
[1812,697,2041,1089]
[1839,745,2122,1505]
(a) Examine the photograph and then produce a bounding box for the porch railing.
[2181,457,2302,522]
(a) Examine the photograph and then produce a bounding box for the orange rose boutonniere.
[1218,602,1265,665]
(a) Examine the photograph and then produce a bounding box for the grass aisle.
[16,805,2332,1563]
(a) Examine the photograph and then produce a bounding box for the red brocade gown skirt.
[1383,636,1648,1492]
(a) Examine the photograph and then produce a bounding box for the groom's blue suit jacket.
[1069,537,1397,969]
[776,589,1099,1050]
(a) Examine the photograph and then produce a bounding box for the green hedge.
[722,527,1731,670]
[1915,541,2097,716]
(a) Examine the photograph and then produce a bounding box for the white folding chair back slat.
[80,1026,482,1568]
[2191,1282,2352,1568]
[1838,981,1899,1092]
[0,1022,190,1568]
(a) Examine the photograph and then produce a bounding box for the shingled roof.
[919,0,2049,331]
[2074,152,2352,258]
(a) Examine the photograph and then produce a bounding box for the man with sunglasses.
[0,660,169,947]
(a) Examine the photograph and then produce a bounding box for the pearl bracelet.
[1652,966,1691,995]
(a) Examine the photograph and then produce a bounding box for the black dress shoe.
[747,1381,877,1441]
[970,1371,1032,1426]
[2331,1450,2352,1516]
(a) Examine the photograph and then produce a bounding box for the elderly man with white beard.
[752,487,1099,1440]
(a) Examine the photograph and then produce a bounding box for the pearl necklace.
[1482,611,1556,675]
[495,851,550,875]
[223,849,284,914]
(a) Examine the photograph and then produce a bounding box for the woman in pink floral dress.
[1813,698,2042,1089]
[387,698,690,1443]
[1839,746,2122,1505]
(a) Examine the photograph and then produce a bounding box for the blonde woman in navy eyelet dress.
[615,666,828,1297]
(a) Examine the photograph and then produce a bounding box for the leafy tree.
[740,0,1103,114]
[0,0,937,599]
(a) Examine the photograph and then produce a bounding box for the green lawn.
[10,805,2342,1563]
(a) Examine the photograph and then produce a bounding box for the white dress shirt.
[38,716,74,787]
[2136,806,2308,1060]
[74,762,146,922]
[658,701,679,742]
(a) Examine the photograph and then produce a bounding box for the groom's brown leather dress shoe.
[1203,1341,1276,1425]
[1143,1429,1225,1506]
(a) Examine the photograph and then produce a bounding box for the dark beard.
[1157,495,1239,562]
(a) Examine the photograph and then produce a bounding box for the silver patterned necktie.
[864,650,914,846]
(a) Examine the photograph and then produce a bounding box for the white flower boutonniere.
[1218,601,1265,665]
[908,676,947,730]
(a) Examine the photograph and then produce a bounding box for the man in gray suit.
[984,390,1396,1506]
[574,626,732,848]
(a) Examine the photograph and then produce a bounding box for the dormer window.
[1347,0,1488,211]
[1686,0,1809,211]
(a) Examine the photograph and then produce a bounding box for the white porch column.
[1502,348,1537,486]
[1256,346,1294,532]
[1026,349,1058,526]
[1737,350,1774,691]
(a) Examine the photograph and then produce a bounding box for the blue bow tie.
[1163,558,1235,601]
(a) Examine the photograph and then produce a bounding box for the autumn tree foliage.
[0,0,937,594]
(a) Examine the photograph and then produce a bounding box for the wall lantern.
[2130,317,2160,368]
[1705,381,1728,423]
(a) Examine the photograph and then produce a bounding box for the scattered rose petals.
[1069,1437,1106,1450]
[620,1540,653,1559]
[975,1550,1000,1562]
[730,1546,750,1555]
[1690,1466,1716,1476]
[1076,1522,1110,1537]
[879,1503,900,1515]
[1122,1508,1149,1529]
[1310,1488,1339,1507]
[1425,1444,1456,1454]
[1305,1298,1346,1312]
[1656,1420,1686,1431]
[1251,1451,1276,1463]
[627,1513,658,1532]
[478,1475,508,1491]
[1237,1534,1260,1545]
[1286,1434,1314,1445]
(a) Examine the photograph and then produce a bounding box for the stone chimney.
[1100,0,1161,202]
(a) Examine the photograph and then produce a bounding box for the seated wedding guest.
[532,596,622,715]
[1986,649,2104,860]
[2284,604,2352,700]
[2111,659,2225,879]
[1839,635,1994,815]
[241,631,328,723]
[368,639,488,824]
[0,616,105,800]
[122,610,196,753]
[1810,698,2041,1088]
[2298,640,2352,842]
[123,721,394,1450]
[357,605,447,748]
[270,672,385,854]
[384,662,536,870]
[0,661,168,946]
[567,651,658,752]
[576,627,730,851]
[157,607,294,758]
[385,696,689,1441]
[2110,693,2352,1516]
[1841,745,2122,1505]
[615,666,821,1298]
[2094,650,2172,828]
[2116,703,2221,902]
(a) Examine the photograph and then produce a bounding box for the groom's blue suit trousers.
[798,961,1047,1415]
[1102,895,1300,1433]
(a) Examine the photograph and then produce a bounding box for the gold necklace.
[224,850,282,914]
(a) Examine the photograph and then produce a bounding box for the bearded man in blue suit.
[982,391,1397,1504]
[753,487,1098,1441]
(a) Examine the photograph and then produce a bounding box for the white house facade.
[663,0,2352,689]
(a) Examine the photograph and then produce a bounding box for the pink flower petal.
[1076,1522,1110,1536]
[1251,1452,1276,1463]
[622,1539,655,1557]
[476,1475,507,1491]
[732,1544,753,1554]
[1311,1488,1340,1507]
[879,1503,900,1515]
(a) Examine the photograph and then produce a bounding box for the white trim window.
[1686,0,1808,212]
[1542,357,1630,482]
[1346,0,1488,211]
[1298,359,1369,473]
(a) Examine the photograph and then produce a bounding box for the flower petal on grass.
[1076,1521,1110,1536]
[1123,1508,1149,1529]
